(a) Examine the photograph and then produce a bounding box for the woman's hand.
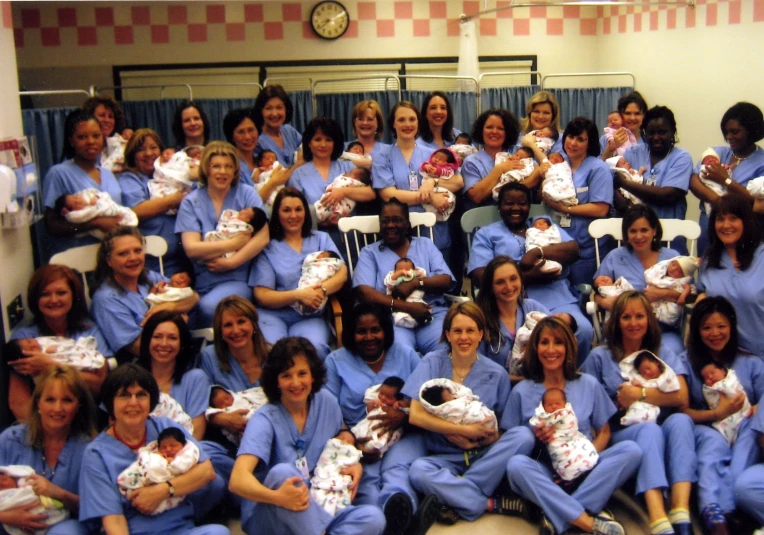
[498,158,526,174]
[129,484,170,515]
[444,434,481,450]
[321,188,346,208]
[206,256,236,273]
[340,463,363,501]
[166,190,187,210]
[703,162,731,185]
[270,166,290,187]
[537,160,551,177]
[210,409,250,437]
[405,302,433,324]
[520,133,537,149]
[297,286,325,311]
[612,128,629,150]
[90,216,123,234]
[368,404,408,435]
[275,476,310,511]
[0,503,49,530]
[392,279,418,300]
[430,191,451,213]
[25,474,60,500]
[716,391,747,420]
[617,383,642,409]
[542,193,570,215]
[9,352,57,377]
[533,423,556,445]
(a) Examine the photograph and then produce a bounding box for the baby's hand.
[424,164,437,175]
[45,346,58,354]
[632,379,644,387]
[366,400,383,412]
[594,275,614,288]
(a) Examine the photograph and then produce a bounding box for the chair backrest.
[460,203,553,253]
[144,235,169,276]
[338,212,436,277]
[49,244,101,308]
[589,218,702,266]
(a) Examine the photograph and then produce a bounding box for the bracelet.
[536,246,544,261]
[390,298,395,312]
[640,387,647,402]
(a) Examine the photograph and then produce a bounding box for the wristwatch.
[724,177,732,186]
[418,277,424,288]
[321,285,328,295]
[167,481,176,497]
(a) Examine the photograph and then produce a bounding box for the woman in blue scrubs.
[601,91,648,159]
[593,205,685,355]
[253,85,302,168]
[324,302,424,534]
[505,317,640,535]
[680,297,764,535]
[175,141,268,326]
[697,195,764,357]
[250,188,347,359]
[516,90,564,158]
[617,107,693,254]
[120,128,190,276]
[540,117,613,286]
[91,227,199,361]
[229,337,385,535]
[372,101,463,256]
[733,396,764,530]
[690,102,764,254]
[9,265,110,421]
[347,99,390,159]
[0,367,96,535]
[172,100,209,149]
[79,364,227,535]
[582,291,695,535]
[417,91,461,151]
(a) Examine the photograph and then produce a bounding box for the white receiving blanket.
[528,130,555,155]
[34,335,106,375]
[746,176,764,199]
[291,252,343,315]
[644,259,695,326]
[309,438,363,516]
[384,266,427,329]
[205,386,268,444]
[492,154,535,201]
[117,440,199,515]
[525,225,563,274]
[508,311,547,376]
[145,287,195,307]
[703,369,751,446]
[204,208,254,259]
[543,160,578,206]
[339,152,372,164]
[349,384,405,456]
[528,402,599,481]
[254,162,283,208]
[418,378,497,431]
[63,189,138,240]
[606,156,644,205]
[101,134,127,173]
[597,276,635,299]
[314,174,367,224]
[0,465,69,535]
[450,144,476,162]
[618,350,680,426]
[150,393,194,434]
[149,152,195,214]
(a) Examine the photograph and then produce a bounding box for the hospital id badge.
[559,214,572,227]
[295,456,310,480]
[408,171,419,191]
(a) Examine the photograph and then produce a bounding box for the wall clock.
[310,1,350,40]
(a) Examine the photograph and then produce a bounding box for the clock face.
[311,1,350,40]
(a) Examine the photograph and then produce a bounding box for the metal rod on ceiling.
[459,0,695,21]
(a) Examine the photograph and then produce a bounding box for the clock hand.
[319,10,347,29]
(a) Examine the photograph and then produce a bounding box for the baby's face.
[666,260,684,279]
[532,218,551,231]
[431,152,449,166]
[315,251,332,260]
[0,474,17,490]
[346,168,367,181]
[158,437,184,460]
[185,147,202,160]
[17,338,42,352]
[161,148,176,163]
[348,145,364,155]
[548,153,564,165]
[607,113,623,129]
[455,137,470,145]
[701,364,727,387]
[537,127,554,138]
[65,194,90,211]
[212,390,234,409]
[615,157,631,170]
[237,207,255,224]
[543,391,566,413]
[638,359,662,380]
[170,271,192,288]
[121,128,135,141]
[441,389,455,403]
[377,385,400,407]
[394,260,415,272]
[702,155,720,167]
[260,153,277,168]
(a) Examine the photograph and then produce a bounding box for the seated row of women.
[3,287,764,535]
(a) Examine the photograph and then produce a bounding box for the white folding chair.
[49,244,101,308]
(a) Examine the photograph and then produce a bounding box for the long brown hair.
[212,296,269,374]
[91,227,151,296]
[522,317,579,382]
[604,291,662,362]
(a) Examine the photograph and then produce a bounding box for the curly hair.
[261,337,326,403]
[60,109,101,162]
[82,95,126,136]
[91,227,151,297]
[642,106,678,145]
[341,302,395,354]
[471,109,520,151]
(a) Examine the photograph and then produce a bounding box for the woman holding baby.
[680,296,764,535]
[175,141,268,326]
[601,91,648,160]
[516,90,564,158]
[0,366,96,535]
[582,291,695,535]
[505,316,641,535]
[9,265,111,421]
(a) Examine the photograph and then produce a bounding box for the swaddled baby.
[746,175,764,199]
[528,388,599,482]
[204,207,267,259]
[350,377,409,456]
[492,147,536,201]
[450,132,477,162]
[644,256,697,326]
[309,437,363,516]
[149,150,196,214]
[101,133,127,173]
[606,156,645,205]
[419,378,497,431]
[253,150,283,208]
[117,427,199,515]
[523,217,563,275]
[150,393,194,435]
[0,465,69,535]
[594,276,635,322]
[529,127,559,156]
[507,311,548,377]
[701,362,752,446]
[314,167,371,225]
[420,148,459,222]
[292,251,343,315]
[619,351,680,426]
[9,336,106,380]
[384,257,427,329]
[55,189,138,240]
[205,385,268,444]
[144,272,195,308]
[339,141,373,166]
[543,153,578,207]
[698,148,728,214]
[603,111,637,157]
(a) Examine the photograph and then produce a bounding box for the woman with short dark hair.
[253,84,302,168]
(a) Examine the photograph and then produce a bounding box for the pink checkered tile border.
[11,0,764,48]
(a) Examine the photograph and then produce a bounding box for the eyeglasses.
[115,391,150,401]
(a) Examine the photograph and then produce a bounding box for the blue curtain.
[315,91,399,144]
[480,86,541,118]
[288,90,312,133]
[549,87,633,131]
[401,90,478,136]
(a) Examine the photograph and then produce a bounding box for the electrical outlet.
[6,294,23,330]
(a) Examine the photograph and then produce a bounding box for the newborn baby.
[204,207,267,259]
[530,127,559,156]
[701,362,752,446]
[314,167,371,225]
[144,272,195,307]
[253,150,283,208]
[698,148,729,215]
[420,148,460,222]
[339,141,373,166]
[150,151,196,214]
[309,438,363,516]
[55,189,138,240]
[619,350,680,426]
[451,132,477,161]
[606,155,645,205]
[0,465,69,535]
[492,147,536,201]
[603,111,637,157]
[507,310,548,377]
[350,377,409,456]
[117,427,200,515]
[205,385,268,444]
[644,256,697,326]
[101,133,127,173]
[543,153,578,207]
[419,378,498,431]
[292,251,344,315]
[149,393,194,435]
[522,217,563,274]
[10,336,106,381]
[529,388,599,482]
[384,257,427,329]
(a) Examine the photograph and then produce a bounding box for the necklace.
[731,149,754,166]
[450,353,478,382]
[40,453,57,479]
[112,425,147,451]
[363,351,386,366]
